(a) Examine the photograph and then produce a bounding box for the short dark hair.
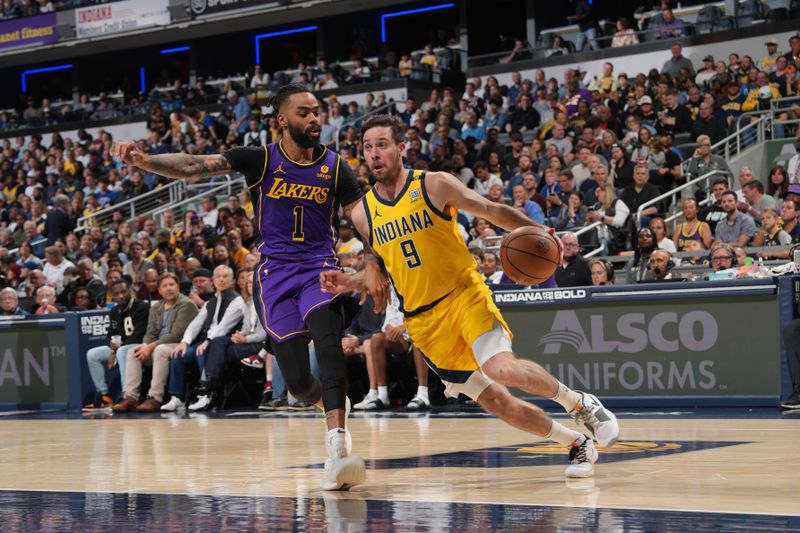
[743,181,764,194]
[720,189,738,201]
[712,177,729,187]
[270,83,313,114]
[360,114,405,144]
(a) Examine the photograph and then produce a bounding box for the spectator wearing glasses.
[708,242,737,272]
[555,232,592,287]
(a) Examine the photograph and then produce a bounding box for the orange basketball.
[499,226,560,285]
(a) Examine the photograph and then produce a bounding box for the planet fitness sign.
[0,14,57,51]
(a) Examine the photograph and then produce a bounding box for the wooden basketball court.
[1,408,798,531]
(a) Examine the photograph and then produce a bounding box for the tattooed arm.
[111,140,231,180]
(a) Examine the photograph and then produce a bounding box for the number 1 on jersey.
[292,206,305,241]
[400,239,421,268]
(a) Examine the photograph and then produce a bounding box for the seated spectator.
[742,180,777,227]
[505,93,540,134]
[708,242,738,273]
[42,245,75,295]
[511,184,545,224]
[781,199,800,242]
[657,8,687,40]
[191,270,265,411]
[70,287,96,311]
[621,164,661,227]
[398,54,413,78]
[113,272,199,413]
[674,199,713,251]
[33,285,60,315]
[589,259,615,286]
[752,208,792,258]
[480,251,507,284]
[136,268,162,303]
[472,161,503,197]
[611,17,639,48]
[555,232,592,287]
[626,227,658,283]
[188,267,215,307]
[691,102,728,145]
[84,280,150,409]
[714,190,757,246]
[555,191,588,231]
[162,265,245,412]
[58,258,105,309]
[123,242,154,290]
[354,288,430,411]
[767,166,789,201]
[646,249,676,281]
[0,287,29,317]
[586,184,630,254]
[700,178,731,235]
[649,216,677,253]
[546,35,570,57]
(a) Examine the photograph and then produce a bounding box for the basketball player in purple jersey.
[112,84,387,490]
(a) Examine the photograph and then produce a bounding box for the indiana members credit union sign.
[75,0,170,39]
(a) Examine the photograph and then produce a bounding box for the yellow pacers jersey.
[363,170,475,315]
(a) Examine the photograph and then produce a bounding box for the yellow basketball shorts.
[405,270,512,388]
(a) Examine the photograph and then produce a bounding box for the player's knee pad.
[288,374,322,404]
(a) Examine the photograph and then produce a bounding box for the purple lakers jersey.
[251,142,342,260]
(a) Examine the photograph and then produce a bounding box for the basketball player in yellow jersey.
[322,116,619,478]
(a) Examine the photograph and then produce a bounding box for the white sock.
[367,388,377,398]
[546,420,585,447]
[266,373,272,381]
[325,428,348,459]
[416,386,429,400]
[551,381,582,413]
[377,386,389,404]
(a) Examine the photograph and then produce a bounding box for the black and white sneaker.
[780,389,800,410]
[570,392,619,447]
[565,436,598,478]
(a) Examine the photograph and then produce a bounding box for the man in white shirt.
[200,196,219,228]
[192,270,266,411]
[42,246,75,295]
[472,161,503,197]
[160,265,246,411]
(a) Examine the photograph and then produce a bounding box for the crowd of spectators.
[2,19,800,409]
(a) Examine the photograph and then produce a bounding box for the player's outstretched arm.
[426,171,547,234]
[111,141,231,180]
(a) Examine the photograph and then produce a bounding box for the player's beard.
[287,121,319,149]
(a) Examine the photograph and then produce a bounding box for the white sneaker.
[353,391,377,410]
[160,396,185,412]
[405,395,431,411]
[569,392,619,447]
[565,436,598,478]
[322,455,367,491]
[188,394,211,411]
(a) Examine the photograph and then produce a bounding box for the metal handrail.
[637,169,729,227]
[334,101,397,150]
[482,221,605,265]
[149,176,246,228]
[75,179,187,231]
[558,221,605,258]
